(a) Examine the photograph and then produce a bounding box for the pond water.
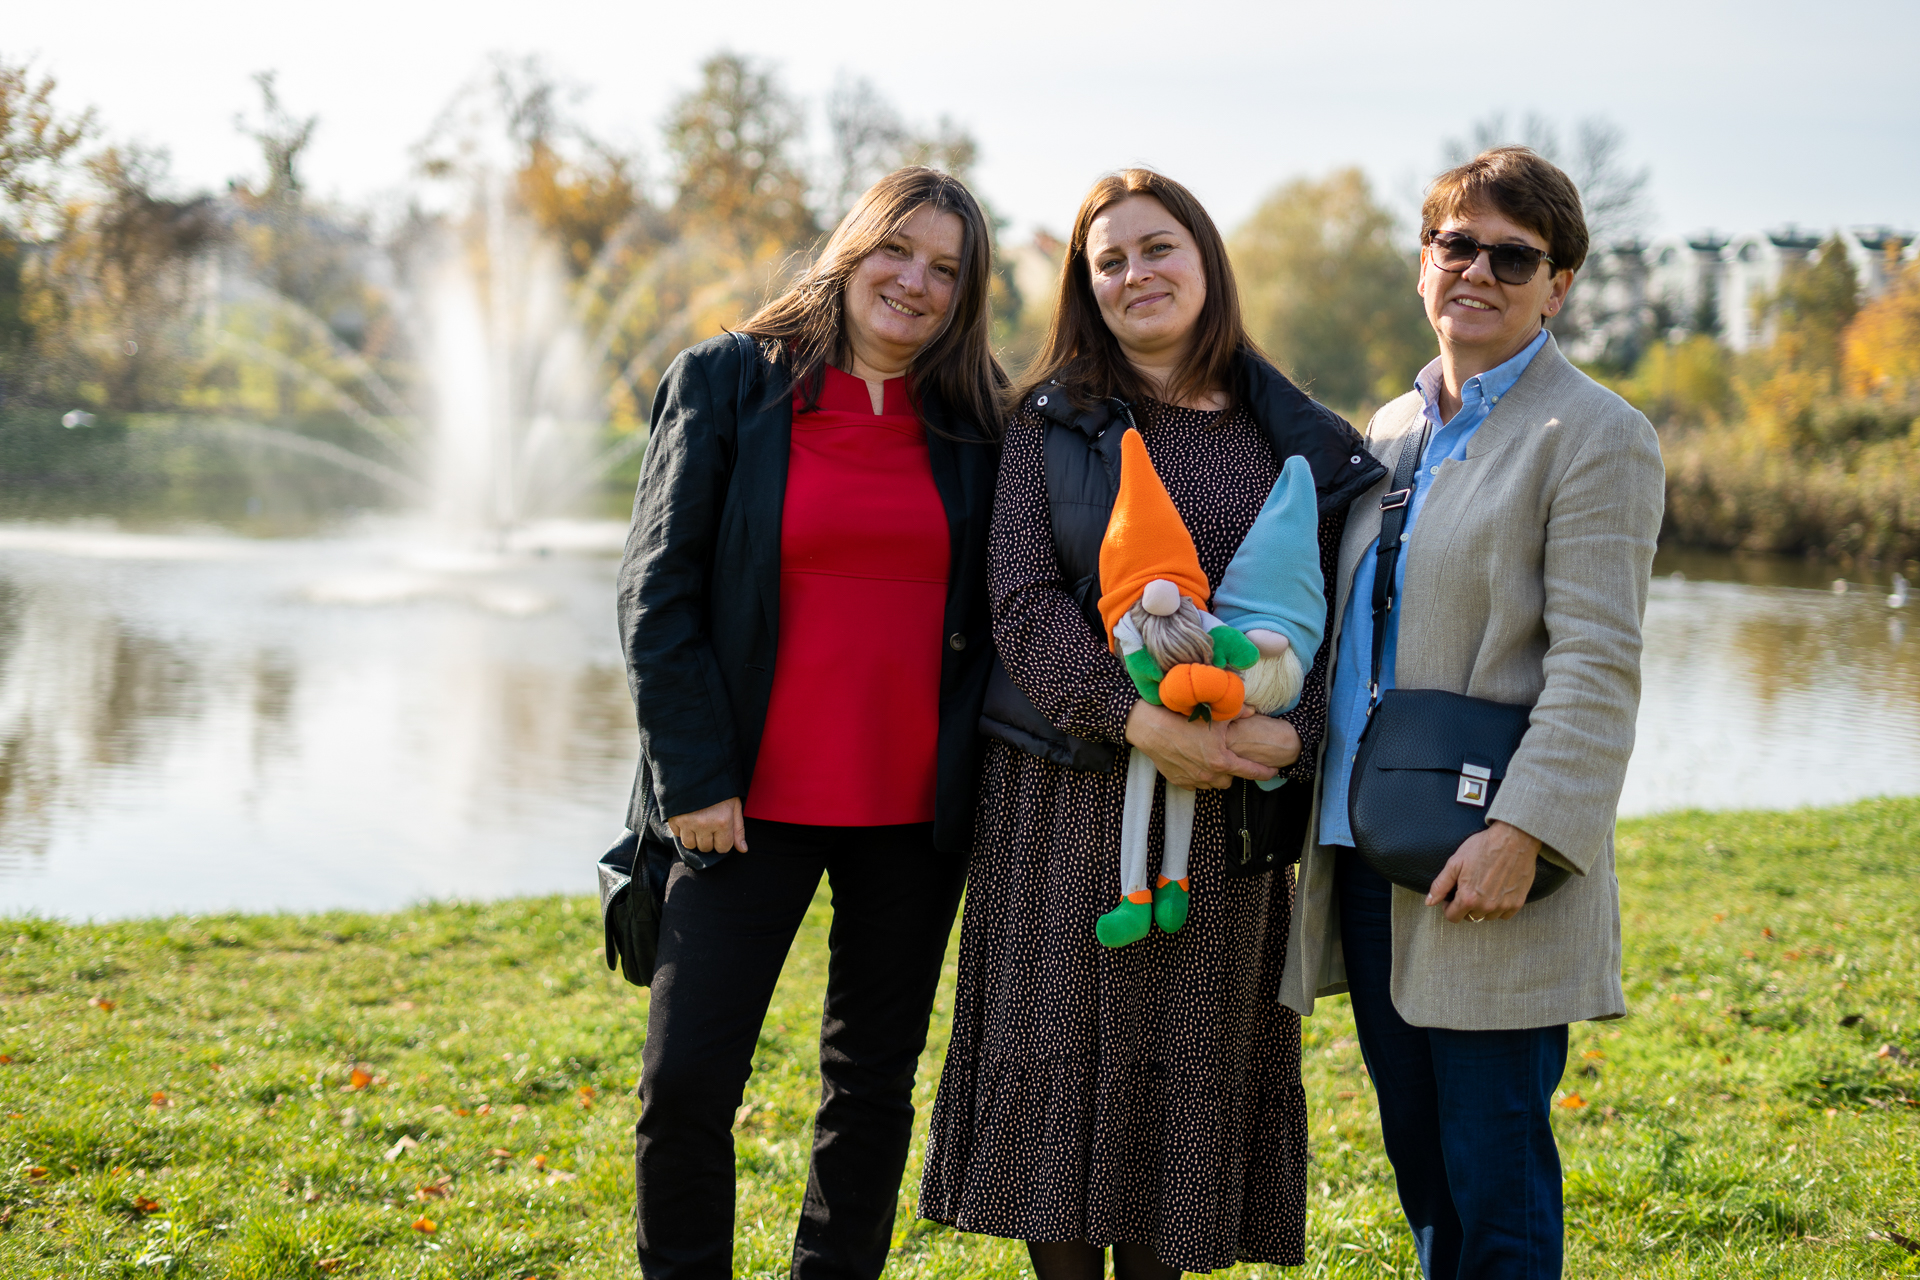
[1,525,1915,920]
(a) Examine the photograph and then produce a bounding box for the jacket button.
[948,633,967,651]
[1350,454,1363,464]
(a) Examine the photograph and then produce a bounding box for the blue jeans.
[1336,849,1568,1280]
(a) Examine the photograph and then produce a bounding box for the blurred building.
[1584,225,1916,359]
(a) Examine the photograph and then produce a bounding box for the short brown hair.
[1422,146,1589,276]
[1020,168,1258,413]
[740,166,1005,440]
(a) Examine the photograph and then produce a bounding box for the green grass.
[3,797,1917,1278]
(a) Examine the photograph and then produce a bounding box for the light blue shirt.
[1318,328,1548,846]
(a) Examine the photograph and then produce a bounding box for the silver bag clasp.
[1456,762,1492,807]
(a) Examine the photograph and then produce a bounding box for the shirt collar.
[1415,327,1550,417]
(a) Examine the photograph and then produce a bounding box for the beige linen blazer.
[1280,337,1665,1030]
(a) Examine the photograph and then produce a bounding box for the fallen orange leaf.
[132,1195,162,1214]
[1582,1050,1605,1060]
[149,1092,171,1109]
[490,1148,515,1159]
[1558,1093,1588,1109]
[0,1054,13,1064]
[26,1167,47,1180]
[1762,927,1776,939]
[475,1104,492,1116]
[412,1215,436,1234]
[532,1154,548,1169]
[88,997,116,1013]
[348,1067,374,1091]
[414,1175,453,1200]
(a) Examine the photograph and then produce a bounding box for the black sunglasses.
[1422,230,1553,286]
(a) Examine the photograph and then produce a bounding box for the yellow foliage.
[1842,256,1920,403]
[1617,335,1733,427]
[514,139,644,279]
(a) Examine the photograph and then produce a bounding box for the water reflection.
[1623,552,1920,816]
[0,522,636,918]
[0,529,1914,919]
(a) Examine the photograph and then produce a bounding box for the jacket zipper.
[1239,780,1252,867]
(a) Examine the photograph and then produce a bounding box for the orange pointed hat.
[1097,429,1210,650]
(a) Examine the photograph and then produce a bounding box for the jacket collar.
[1027,353,1385,510]
[1464,332,1579,461]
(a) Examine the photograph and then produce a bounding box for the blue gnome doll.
[1211,454,1327,789]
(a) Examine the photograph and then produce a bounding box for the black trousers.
[634,818,966,1280]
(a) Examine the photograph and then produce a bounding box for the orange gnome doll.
[1093,429,1260,948]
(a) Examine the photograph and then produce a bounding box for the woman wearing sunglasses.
[1282,147,1664,1279]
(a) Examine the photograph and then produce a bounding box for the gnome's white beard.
[1240,632,1304,715]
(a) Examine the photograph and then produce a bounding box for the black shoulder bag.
[1347,425,1569,901]
[599,330,762,986]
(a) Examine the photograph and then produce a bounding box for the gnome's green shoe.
[1153,876,1190,934]
[1096,893,1153,948]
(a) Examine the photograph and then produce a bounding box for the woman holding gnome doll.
[919,168,1384,1277]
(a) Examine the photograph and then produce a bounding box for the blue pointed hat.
[1212,454,1326,676]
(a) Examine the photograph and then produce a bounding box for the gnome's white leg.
[1096,748,1160,948]
[1160,784,1195,884]
[1154,781,1196,933]
[1120,748,1157,897]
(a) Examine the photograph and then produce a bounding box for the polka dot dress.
[918,397,1345,1273]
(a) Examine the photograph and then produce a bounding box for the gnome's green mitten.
[1096,892,1154,948]
[1154,876,1190,933]
[1123,648,1166,704]
[1208,624,1259,672]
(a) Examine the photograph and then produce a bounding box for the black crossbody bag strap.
[1366,423,1431,709]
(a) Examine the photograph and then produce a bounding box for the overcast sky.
[13,0,1919,248]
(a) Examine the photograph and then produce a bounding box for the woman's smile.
[881,294,924,318]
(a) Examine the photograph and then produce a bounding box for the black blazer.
[618,332,1001,858]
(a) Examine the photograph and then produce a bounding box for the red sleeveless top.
[744,365,951,826]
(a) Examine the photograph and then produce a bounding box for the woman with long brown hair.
[919,170,1383,1276]
[617,166,1003,1280]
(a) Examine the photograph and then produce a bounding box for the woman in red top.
[618,168,1004,1280]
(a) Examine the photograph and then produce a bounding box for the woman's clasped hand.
[1122,701,1278,791]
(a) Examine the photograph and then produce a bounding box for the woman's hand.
[668,797,748,854]
[1426,820,1541,922]
[1125,701,1276,790]
[1222,714,1301,772]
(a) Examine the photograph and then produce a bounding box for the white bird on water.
[1891,574,1910,609]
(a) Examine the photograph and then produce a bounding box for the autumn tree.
[42,146,217,410]
[664,53,815,253]
[1733,236,1865,450]
[1842,253,1920,407]
[1232,168,1431,410]
[823,75,977,223]
[0,59,93,398]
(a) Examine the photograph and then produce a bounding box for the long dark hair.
[738,166,1005,439]
[1020,168,1259,414]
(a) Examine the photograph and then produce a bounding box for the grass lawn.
[3,796,1916,1278]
